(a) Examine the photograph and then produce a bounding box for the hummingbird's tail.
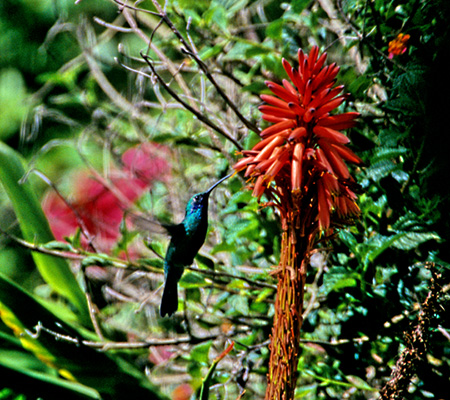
[160,276,179,317]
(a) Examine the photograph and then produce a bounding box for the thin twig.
[141,53,243,150]
[25,319,372,352]
[0,228,145,272]
[189,265,276,290]
[113,0,160,16]
[1,227,273,294]
[120,6,198,111]
[25,321,251,350]
[30,14,126,103]
[83,50,152,124]
[116,0,259,134]
[93,16,134,32]
[150,0,259,134]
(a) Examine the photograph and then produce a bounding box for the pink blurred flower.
[42,143,171,254]
[148,345,174,365]
[122,142,170,184]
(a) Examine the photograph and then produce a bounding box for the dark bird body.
[160,173,232,317]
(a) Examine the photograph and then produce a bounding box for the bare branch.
[141,53,243,150]
[116,0,259,134]
[25,320,251,350]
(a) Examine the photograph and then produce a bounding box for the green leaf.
[41,241,75,251]
[366,159,399,181]
[255,287,273,303]
[228,294,249,315]
[203,2,228,33]
[0,69,30,140]
[226,218,259,241]
[365,146,409,181]
[180,271,207,288]
[348,74,372,97]
[0,360,102,400]
[242,80,267,94]
[390,231,440,250]
[345,375,375,391]
[195,253,215,270]
[0,272,168,400]
[295,383,317,396]
[266,19,284,39]
[0,142,90,326]
[338,230,358,251]
[292,0,313,13]
[222,42,253,61]
[387,212,441,249]
[321,267,358,295]
[198,41,228,60]
[371,146,408,163]
[244,46,271,58]
[191,341,213,365]
[80,254,114,268]
[365,233,399,262]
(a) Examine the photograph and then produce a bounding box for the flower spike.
[234,46,362,232]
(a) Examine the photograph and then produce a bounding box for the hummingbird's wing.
[160,222,185,238]
[128,211,186,240]
[127,211,169,235]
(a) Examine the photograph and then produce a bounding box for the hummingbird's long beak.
[205,172,236,194]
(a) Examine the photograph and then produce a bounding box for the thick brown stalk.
[265,215,314,400]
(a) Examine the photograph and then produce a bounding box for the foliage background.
[0,0,449,399]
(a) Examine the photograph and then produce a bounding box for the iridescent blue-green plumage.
[160,174,232,317]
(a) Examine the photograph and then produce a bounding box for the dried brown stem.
[379,264,443,400]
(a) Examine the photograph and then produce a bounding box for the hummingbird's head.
[184,173,234,216]
[185,192,210,215]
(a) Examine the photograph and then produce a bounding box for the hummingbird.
[160,173,233,317]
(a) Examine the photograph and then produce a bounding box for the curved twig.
[115,0,259,134]
[141,53,243,150]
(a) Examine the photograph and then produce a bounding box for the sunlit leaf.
[0,142,90,326]
[190,341,213,365]
[0,69,30,140]
[390,231,440,250]
[0,273,168,399]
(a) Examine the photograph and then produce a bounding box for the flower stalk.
[266,218,314,399]
[234,46,363,398]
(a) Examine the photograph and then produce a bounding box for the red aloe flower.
[234,46,362,232]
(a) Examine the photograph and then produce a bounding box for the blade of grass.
[0,361,102,400]
[0,141,90,326]
[0,272,169,399]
